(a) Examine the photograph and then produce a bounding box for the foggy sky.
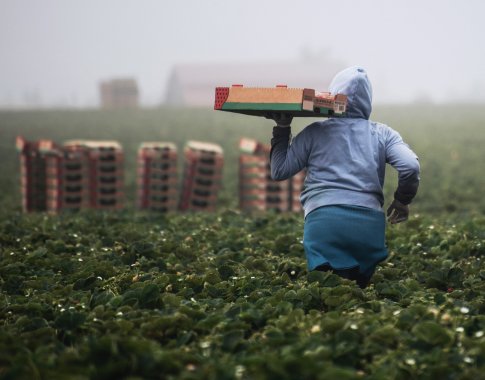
[1,0,484,108]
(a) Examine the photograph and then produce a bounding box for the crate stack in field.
[238,137,304,212]
[17,137,124,213]
[80,141,124,210]
[45,141,90,213]
[136,142,178,212]
[238,137,288,212]
[180,141,224,211]
[16,136,56,212]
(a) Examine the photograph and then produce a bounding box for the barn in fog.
[99,78,139,109]
[164,59,343,107]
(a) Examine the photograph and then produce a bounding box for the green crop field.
[1,106,485,379]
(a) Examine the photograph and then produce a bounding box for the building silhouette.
[99,78,139,109]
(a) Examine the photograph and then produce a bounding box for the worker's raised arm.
[270,122,308,181]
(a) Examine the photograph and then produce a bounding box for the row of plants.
[1,210,484,379]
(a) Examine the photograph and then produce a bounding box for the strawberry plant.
[1,106,485,378]
[1,210,484,379]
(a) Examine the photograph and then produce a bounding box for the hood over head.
[328,66,372,119]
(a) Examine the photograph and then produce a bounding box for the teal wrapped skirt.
[303,204,388,279]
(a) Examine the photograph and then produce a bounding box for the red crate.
[17,137,62,212]
[239,138,306,213]
[139,142,177,157]
[18,137,126,213]
[136,142,179,212]
[180,141,223,212]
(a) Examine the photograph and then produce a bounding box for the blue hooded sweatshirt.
[270,66,420,217]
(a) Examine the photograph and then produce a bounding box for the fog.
[1,0,484,108]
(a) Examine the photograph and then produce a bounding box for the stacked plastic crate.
[45,141,91,213]
[239,138,286,212]
[60,140,124,211]
[18,138,124,212]
[239,137,304,212]
[16,136,54,212]
[180,141,223,211]
[136,142,178,212]
[82,141,124,210]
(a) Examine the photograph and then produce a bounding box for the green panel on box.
[219,102,337,118]
[222,102,302,111]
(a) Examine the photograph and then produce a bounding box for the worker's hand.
[265,112,293,127]
[386,199,409,224]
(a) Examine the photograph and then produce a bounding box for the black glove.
[265,112,293,127]
[386,199,409,224]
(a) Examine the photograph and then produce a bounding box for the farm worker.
[268,66,420,288]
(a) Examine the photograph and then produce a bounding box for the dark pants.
[315,263,372,289]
